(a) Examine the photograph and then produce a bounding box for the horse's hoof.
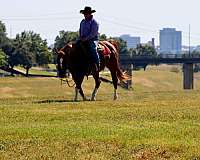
[113,96,118,100]
[74,98,78,102]
[91,97,96,101]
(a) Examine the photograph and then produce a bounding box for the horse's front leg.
[74,87,88,101]
[91,88,98,101]
[73,74,86,101]
[91,71,101,101]
[74,87,79,101]
[79,88,89,101]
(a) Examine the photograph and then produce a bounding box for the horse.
[55,39,129,101]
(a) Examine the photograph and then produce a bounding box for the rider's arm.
[79,20,84,39]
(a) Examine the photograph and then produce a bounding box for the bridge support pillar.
[123,64,132,89]
[183,63,193,89]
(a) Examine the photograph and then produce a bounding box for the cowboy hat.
[80,6,96,14]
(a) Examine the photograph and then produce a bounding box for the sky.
[1,0,200,46]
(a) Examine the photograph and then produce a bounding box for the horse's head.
[55,43,72,78]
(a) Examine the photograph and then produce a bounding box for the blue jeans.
[87,40,99,64]
[77,40,100,65]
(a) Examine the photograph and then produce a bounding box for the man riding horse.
[78,6,100,72]
[56,7,129,101]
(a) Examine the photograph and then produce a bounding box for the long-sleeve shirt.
[79,15,99,41]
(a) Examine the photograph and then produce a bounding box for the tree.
[99,34,107,41]
[36,47,52,66]
[12,31,52,76]
[0,21,13,69]
[54,31,79,49]
[35,40,52,66]
[129,44,157,70]
[0,21,12,55]
[0,21,8,49]
[0,49,7,67]
[132,44,157,57]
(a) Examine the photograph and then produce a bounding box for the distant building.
[147,38,155,48]
[193,45,200,52]
[159,28,182,54]
[120,34,141,49]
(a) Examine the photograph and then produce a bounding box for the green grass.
[1,65,200,159]
[14,66,57,76]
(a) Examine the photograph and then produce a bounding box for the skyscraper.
[159,28,182,54]
[120,34,141,49]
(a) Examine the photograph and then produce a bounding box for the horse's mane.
[60,43,73,54]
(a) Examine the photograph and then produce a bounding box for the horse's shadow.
[35,99,77,104]
[35,98,103,104]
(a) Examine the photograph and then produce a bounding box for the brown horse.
[56,40,129,101]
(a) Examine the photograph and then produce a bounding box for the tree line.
[0,20,158,76]
[0,21,53,76]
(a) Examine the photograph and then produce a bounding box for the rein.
[60,78,75,87]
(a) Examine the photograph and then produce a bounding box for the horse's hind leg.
[91,69,101,101]
[74,87,79,102]
[110,70,118,100]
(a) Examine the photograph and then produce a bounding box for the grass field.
[1,65,200,159]
[14,65,57,76]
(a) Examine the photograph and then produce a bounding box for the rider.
[79,6,100,71]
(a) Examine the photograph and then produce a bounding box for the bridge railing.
[119,53,200,65]
[119,53,200,60]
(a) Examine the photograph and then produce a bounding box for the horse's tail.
[116,61,131,82]
[107,39,131,82]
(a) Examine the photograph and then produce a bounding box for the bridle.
[57,50,75,88]
[60,77,75,88]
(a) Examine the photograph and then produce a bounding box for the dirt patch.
[0,87,15,93]
[131,147,181,160]
[134,78,155,87]
[0,87,15,98]
[162,81,173,87]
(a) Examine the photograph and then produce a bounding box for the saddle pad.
[98,41,116,56]
[102,41,117,52]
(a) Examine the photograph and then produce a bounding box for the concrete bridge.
[120,54,200,89]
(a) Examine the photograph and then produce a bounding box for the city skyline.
[1,0,200,46]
